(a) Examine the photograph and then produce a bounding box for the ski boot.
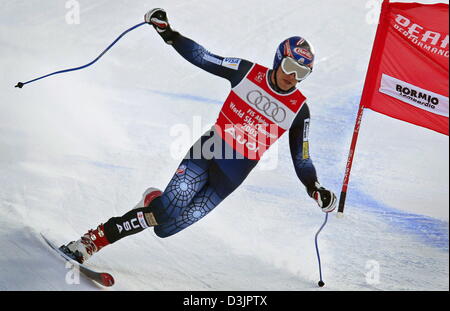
[60,188,163,263]
[59,224,110,264]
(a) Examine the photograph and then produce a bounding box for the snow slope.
[0,0,448,290]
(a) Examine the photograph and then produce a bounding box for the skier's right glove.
[307,182,337,213]
[144,8,178,45]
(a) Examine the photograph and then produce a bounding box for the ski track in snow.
[1,0,448,291]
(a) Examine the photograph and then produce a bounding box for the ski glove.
[144,8,178,45]
[307,182,337,213]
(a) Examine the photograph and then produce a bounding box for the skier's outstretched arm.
[145,8,252,87]
[289,104,318,189]
[289,105,337,212]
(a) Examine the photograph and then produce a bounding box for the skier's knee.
[143,197,173,225]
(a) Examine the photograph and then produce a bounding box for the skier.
[60,8,337,264]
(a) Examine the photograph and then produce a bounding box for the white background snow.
[0,0,448,291]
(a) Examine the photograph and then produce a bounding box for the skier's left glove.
[307,182,337,213]
[144,8,179,45]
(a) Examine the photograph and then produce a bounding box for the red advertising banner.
[338,1,449,215]
[361,1,449,135]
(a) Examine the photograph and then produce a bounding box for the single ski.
[40,233,115,287]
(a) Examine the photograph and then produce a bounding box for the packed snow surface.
[0,0,448,290]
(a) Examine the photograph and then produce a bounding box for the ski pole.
[15,22,147,89]
[314,213,329,287]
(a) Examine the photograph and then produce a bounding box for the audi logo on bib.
[215,63,306,160]
[246,90,287,123]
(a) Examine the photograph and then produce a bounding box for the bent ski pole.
[15,22,147,89]
[314,213,329,287]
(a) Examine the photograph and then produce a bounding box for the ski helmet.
[273,36,315,73]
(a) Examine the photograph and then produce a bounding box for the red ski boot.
[61,188,163,263]
[60,224,110,264]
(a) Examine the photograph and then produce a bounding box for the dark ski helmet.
[273,36,315,77]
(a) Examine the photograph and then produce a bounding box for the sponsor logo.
[303,118,310,142]
[222,58,241,70]
[293,48,313,61]
[302,119,310,159]
[379,74,449,117]
[255,72,266,83]
[246,90,287,123]
[137,211,149,229]
[396,85,439,107]
[302,142,310,160]
[394,14,449,58]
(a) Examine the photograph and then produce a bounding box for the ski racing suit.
[102,33,319,242]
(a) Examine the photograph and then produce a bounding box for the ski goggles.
[280,57,312,81]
